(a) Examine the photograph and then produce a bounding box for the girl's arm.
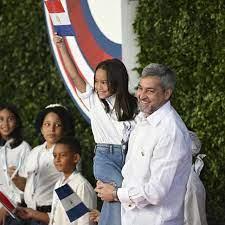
[53,34,86,93]
[16,207,49,224]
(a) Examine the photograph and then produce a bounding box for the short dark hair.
[0,103,23,148]
[56,136,81,156]
[35,105,75,138]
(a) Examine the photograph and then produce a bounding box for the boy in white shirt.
[17,137,97,225]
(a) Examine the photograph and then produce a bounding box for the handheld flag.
[0,191,17,219]
[44,0,75,36]
[55,183,90,222]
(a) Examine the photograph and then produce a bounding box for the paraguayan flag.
[55,183,90,222]
[44,0,75,36]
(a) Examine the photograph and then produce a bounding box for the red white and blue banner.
[43,0,139,122]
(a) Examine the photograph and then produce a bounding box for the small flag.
[44,0,75,36]
[55,184,90,222]
[0,191,17,218]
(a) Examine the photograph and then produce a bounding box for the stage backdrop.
[44,0,139,122]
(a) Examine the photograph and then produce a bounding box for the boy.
[17,137,97,225]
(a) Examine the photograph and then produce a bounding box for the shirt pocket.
[134,145,154,179]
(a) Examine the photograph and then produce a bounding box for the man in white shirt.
[95,63,192,225]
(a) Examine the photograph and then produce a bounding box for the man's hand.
[95,181,115,202]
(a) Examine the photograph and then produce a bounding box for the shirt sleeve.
[118,129,191,209]
[75,84,94,110]
[17,142,31,178]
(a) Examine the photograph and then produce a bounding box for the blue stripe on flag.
[54,25,75,36]
[67,202,90,222]
[55,183,74,200]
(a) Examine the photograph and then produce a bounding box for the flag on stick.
[55,183,90,222]
[0,191,17,219]
[44,0,75,36]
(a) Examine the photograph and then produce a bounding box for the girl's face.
[41,112,64,148]
[0,109,17,140]
[94,68,112,99]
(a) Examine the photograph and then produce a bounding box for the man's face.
[136,76,172,116]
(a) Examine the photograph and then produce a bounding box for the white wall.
[121,0,140,93]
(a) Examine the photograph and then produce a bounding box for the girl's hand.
[0,207,7,225]
[7,166,16,177]
[53,33,65,49]
[16,207,34,220]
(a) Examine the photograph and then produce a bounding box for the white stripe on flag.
[49,12,71,26]
[60,192,82,212]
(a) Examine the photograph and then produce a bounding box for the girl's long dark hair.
[95,58,137,121]
[0,103,23,148]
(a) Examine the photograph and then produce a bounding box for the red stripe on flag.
[45,0,65,13]
[0,191,15,212]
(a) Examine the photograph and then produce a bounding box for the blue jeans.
[93,143,126,225]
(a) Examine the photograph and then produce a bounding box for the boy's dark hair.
[56,136,81,156]
[0,103,23,148]
[95,58,137,121]
[35,105,75,141]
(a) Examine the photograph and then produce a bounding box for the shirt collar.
[61,170,79,185]
[139,101,172,127]
[43,142,55,153]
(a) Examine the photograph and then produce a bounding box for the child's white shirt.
[77,84,136,144]
[0,140,31,204]
[19,142,62,209]
[49,171,97,225]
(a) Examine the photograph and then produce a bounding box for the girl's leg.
[94,144,126,225]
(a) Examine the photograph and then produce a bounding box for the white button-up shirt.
[20,142,62,209]
[77,85,135,144]
[0,140,31,204]
[117,101,192,225]
[49,172,97,225]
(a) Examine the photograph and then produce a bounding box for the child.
[13,104,75,225]
[0,103,31,225]
[184,131,208,225]
[17,136,97,225]
[54,34,138,225]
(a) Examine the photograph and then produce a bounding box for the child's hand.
[89,209,100,223]
[16,207,35,220]
[0,207,8,225]
[7,166,16,178]
[53,33,65,49]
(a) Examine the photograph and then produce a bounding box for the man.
[95,63,192,225]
